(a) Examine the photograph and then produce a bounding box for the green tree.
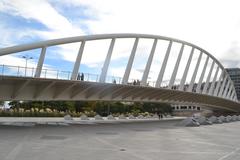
[0,101,4,106]
[142,102,172,114]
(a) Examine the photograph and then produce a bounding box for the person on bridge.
[136,80,140,85]
[133,80,136,85]
[77,73,80,80]
[80,73,84,81]
[157,112,161,120]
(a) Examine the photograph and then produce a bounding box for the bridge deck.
[0,76,240,112]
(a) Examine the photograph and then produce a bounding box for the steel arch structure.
[0,33,239,111]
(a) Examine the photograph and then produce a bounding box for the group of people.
[157,112,163,120]
[76,75,144,86]
[77,73,84,81]
[133,79,140,85]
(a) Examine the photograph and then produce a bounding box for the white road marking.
[217,148,240,160]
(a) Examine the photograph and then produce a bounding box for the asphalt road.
[0,119,240,160]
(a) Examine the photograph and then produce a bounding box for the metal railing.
[0,64,157,87]
[0,64,235,101]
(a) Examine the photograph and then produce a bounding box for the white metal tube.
[231,84,237,100]
[202,61,215,94]
[208,66,219,95]
[218,75,227,97]
[122,38,139,84]
[141,39,158,85]
[196,56,209,93]
[232,94,236,101]
[179,47,194,91]
[213,70,223,96]
[223,79,230,98]
[35,47,46,78]
[71,41,85,80]
[228,82,236,99]
[155,40,172,88]
[227,85,233,99]
[230,91,235,100]
[230,90,234,100]
[188,51,203,92]
[234,94,237,101]
[99,38,115,83]
[168,44,184,89]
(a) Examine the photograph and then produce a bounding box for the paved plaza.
[0,119,240,160]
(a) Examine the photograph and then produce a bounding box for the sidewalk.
[0,117,185,126]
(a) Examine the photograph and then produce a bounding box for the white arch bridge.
[0,34,239,112]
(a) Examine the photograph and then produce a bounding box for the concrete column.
[168,44,184,89]
[99,38,115,83]
[179,47,194,91]
[71,41,85,80]
[202,61,215,94]
[208,66,219,95]
[122,38,139,84]
[213,70,223,96]
[35,46,46,78]
[155,40,172,88]
[188,51,202,92]
[141,39,158,85]
[218,75,227,97]
[196,56,209,93]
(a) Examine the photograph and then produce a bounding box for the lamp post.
[22,55,33,76]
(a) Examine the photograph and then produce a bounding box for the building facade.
[226,68,240,100]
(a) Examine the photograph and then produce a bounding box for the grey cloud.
[220,42,240,68]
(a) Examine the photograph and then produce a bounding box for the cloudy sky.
[0,0,240,84]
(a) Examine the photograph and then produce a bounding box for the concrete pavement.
[0,119,240,160]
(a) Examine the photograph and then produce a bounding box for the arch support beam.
[99,38,115,83]
[196,56,209,93]
[218,75,227,97]
[71,41,85,80]
[188,51,202,92]
[208,66,219,95]
[226,85,233,99]
[213,70,223,96]
[179,47,194,91]
[230,88,235,100]
[35,47,46,78]
[141,39,158,86]
[202,61,215,94]
[155,40,172,88]
[122,38,139,84]
[168,44,184,89]
[223,79,230,98]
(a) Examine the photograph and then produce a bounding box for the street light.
[22,55,33,76]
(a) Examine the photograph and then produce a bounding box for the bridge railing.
[0,64,238,104]
[0,64,158,86]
